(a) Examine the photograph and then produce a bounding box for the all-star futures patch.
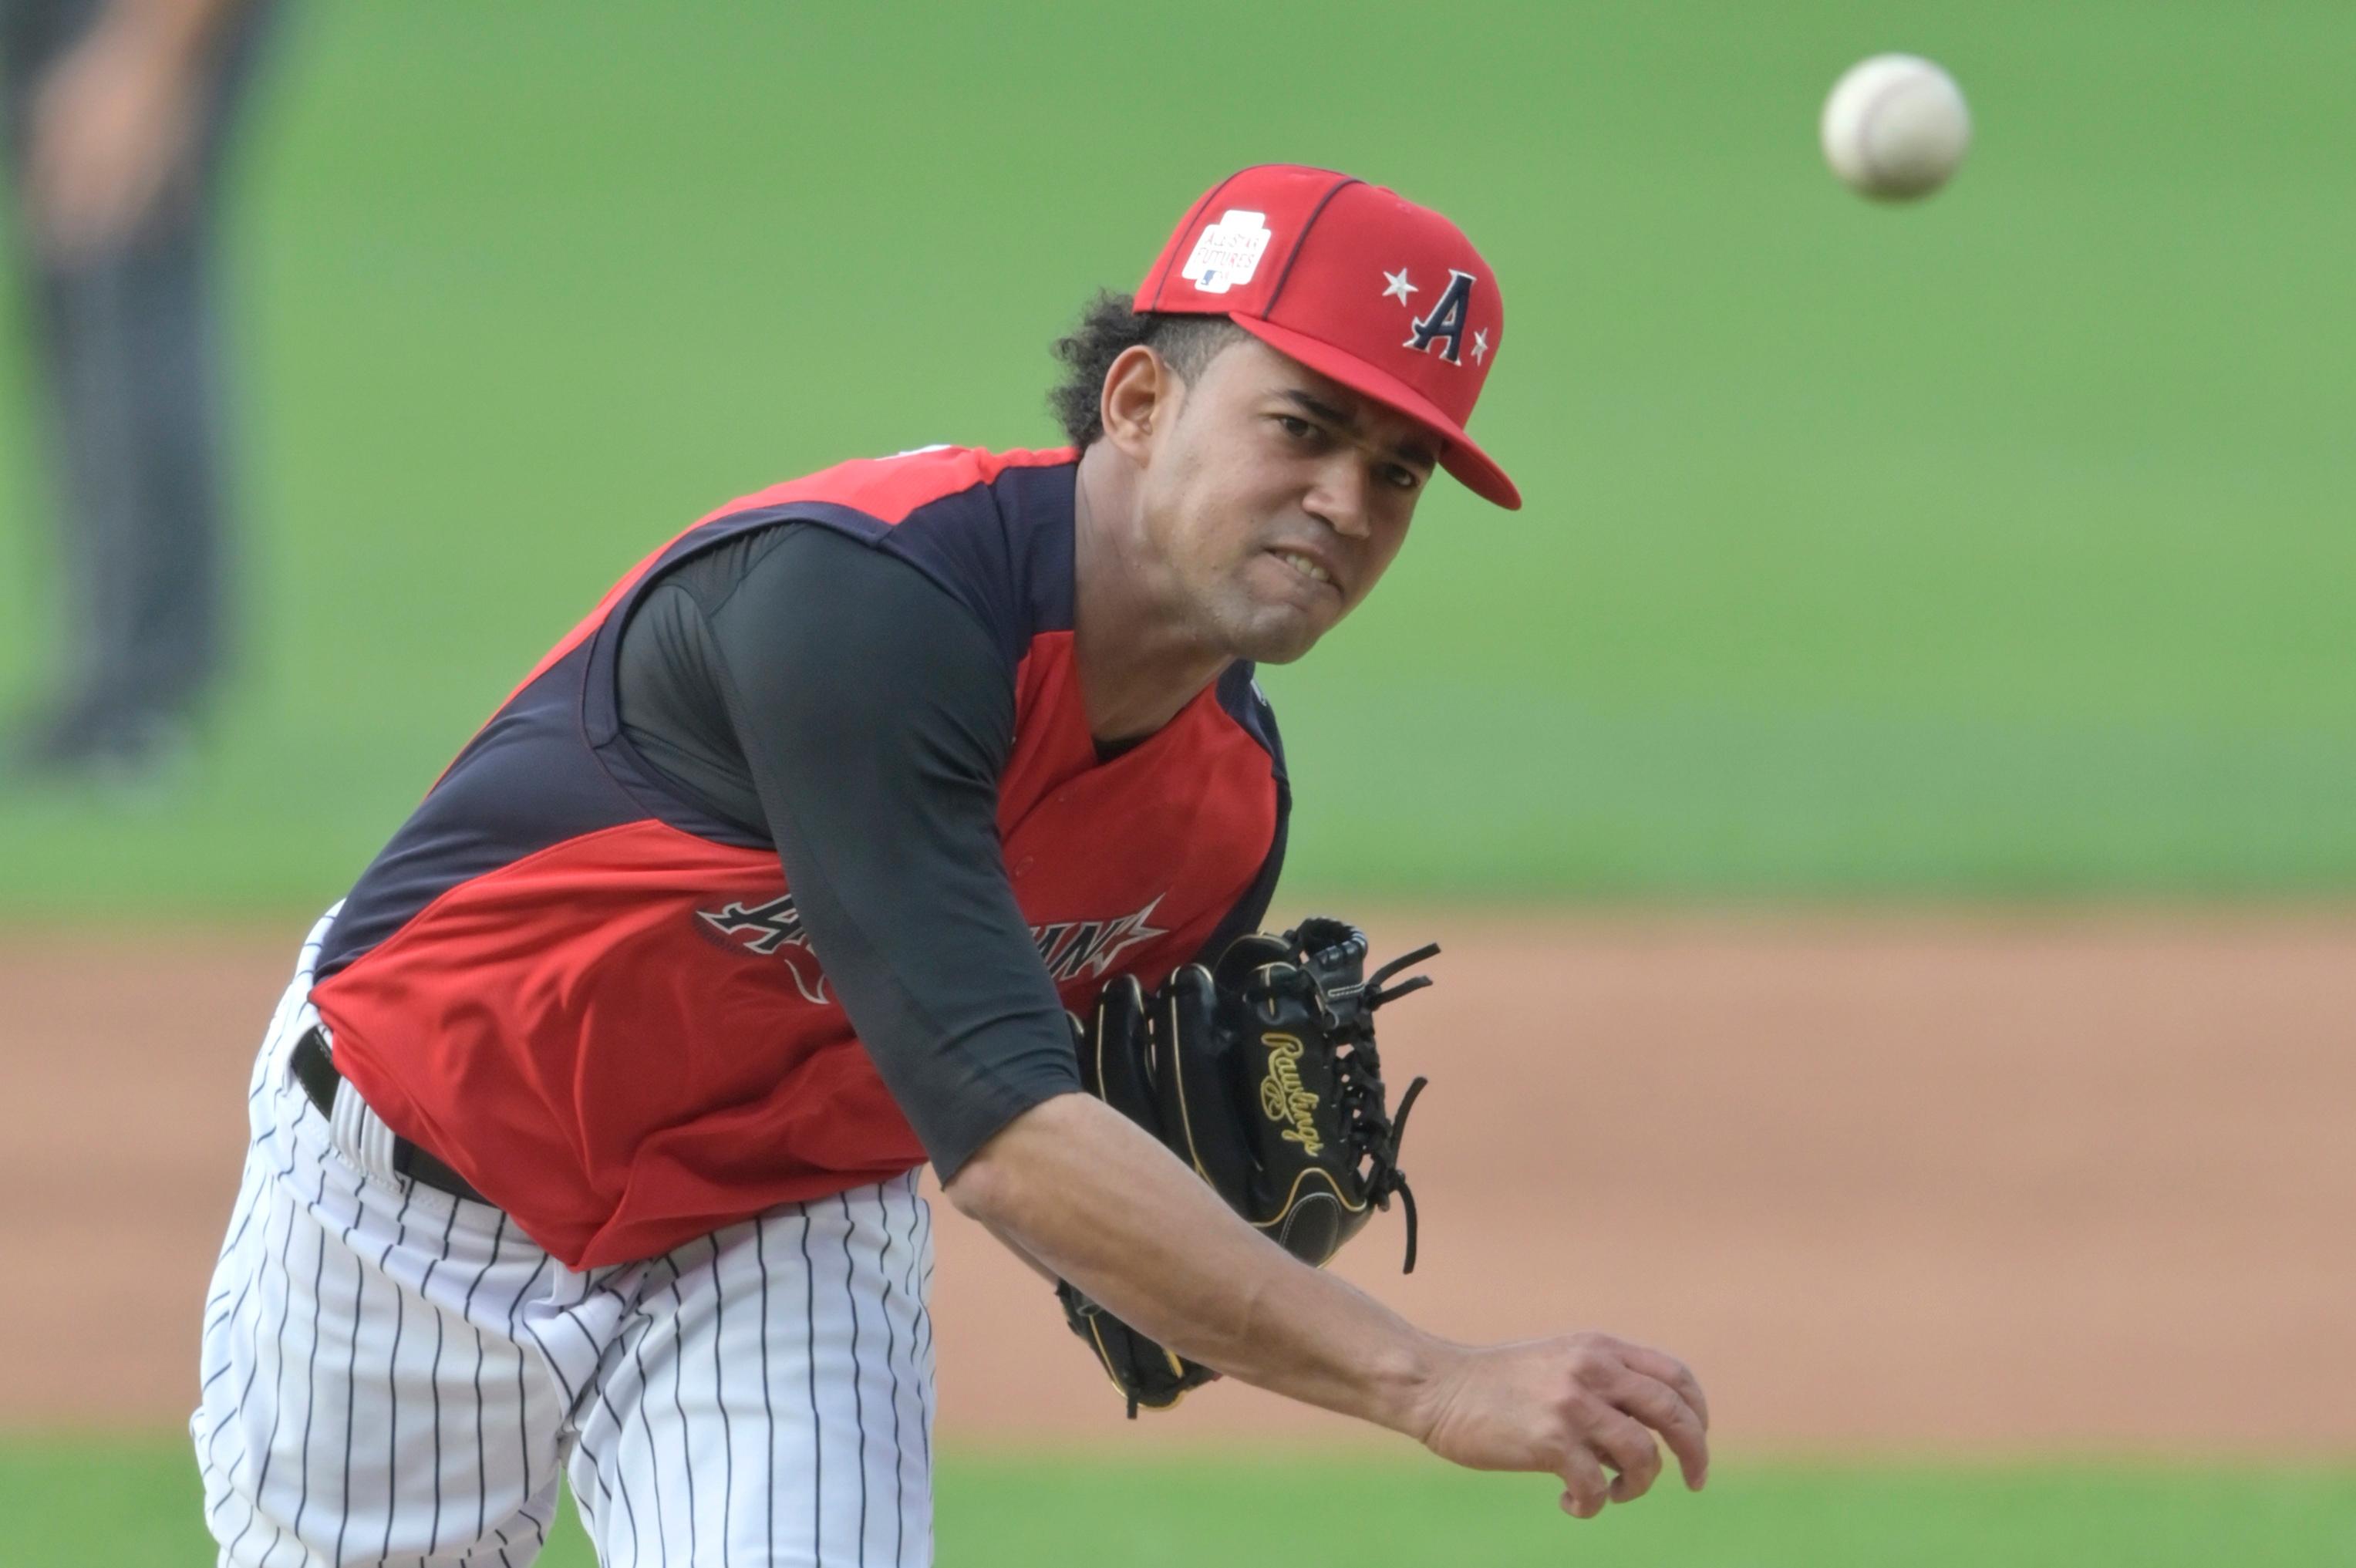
[1181,209,1274,295]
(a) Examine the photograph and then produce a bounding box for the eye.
[1272,413,1317,441]
[1381,463,1426,492]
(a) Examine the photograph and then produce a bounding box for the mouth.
[1267,548,1343,598]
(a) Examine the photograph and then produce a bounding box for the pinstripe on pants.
[194,910,938,1566]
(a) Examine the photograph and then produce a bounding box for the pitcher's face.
[1137,338,1436,664]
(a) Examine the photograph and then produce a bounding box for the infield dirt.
[6,912,2350,1452]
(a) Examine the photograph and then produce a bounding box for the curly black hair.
[1047,290,1249,448]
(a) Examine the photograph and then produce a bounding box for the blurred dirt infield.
[4,912,2350,1452]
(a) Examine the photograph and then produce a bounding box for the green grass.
[10,1435,2354,1567]
[3,0,2351,912]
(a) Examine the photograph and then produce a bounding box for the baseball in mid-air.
[1820,54,1971,201]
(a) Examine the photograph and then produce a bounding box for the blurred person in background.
[1,0,276,784]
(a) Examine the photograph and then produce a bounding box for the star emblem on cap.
[1471,328,1491,364]
[1381,267,1418,305]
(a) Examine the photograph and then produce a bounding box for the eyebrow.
[1279,389,1440,469]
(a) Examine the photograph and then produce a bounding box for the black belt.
[290,1026,489,1205]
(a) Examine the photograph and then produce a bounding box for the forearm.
[946,1091,1445,1437]
[91,0,252,66]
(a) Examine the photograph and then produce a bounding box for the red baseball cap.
[1136,164,1519,510]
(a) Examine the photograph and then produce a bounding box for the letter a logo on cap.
[1404,268,1478,365]
[1181,209,1274,295]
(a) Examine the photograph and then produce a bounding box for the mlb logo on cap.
[1138,164,1519,509]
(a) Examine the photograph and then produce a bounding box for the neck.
[1070,442,1232,745]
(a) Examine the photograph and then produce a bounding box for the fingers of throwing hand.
[1589,1411,1663,1502]
[1609,1367,1710,1491]
[1620,1343,1711,1433]
[1554,1444,1610,1520]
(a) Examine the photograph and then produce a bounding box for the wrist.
[1365,1326,1458,1442]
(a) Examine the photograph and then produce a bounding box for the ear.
[1099,344,1173,464]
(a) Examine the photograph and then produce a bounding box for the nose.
[1303,454,1373,540]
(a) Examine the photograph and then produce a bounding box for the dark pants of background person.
[0,0,277,770]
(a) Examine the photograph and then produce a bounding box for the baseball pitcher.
[192,164,1709,1566]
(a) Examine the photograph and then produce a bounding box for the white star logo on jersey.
[1381,267,1418,305]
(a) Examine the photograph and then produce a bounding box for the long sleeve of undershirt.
[613,523,1082,1180]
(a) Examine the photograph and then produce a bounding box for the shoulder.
[694,443,1080,673]
[711,443,1074,526]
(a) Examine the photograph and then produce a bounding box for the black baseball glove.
[1056,917,1438,1415]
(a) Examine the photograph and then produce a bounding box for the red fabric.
[319,824,912,1268]
[312,451,1275,1270]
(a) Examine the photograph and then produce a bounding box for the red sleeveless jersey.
[309,446,1286,1268]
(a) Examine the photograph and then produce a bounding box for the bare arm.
[945,1091,1713,1519]
[24,0,259,258]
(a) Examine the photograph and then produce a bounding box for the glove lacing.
[1322,940,1440,1274]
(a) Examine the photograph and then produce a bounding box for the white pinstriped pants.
[192,911,938,1566]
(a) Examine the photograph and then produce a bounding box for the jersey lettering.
[701,890,1171,999]
[699,895,830,1004]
